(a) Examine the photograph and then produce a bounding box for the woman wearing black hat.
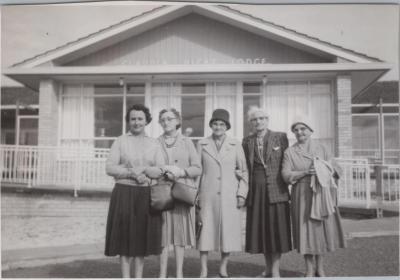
[196,109,249,278]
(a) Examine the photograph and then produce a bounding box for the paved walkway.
[1,190,399,271]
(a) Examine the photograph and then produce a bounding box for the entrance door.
[17,116,39,145]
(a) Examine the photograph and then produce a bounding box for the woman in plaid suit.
[242,107,292,278]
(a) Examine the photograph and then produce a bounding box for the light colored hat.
[290,115,314,133]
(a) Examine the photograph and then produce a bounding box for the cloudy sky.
[1,1,399,86]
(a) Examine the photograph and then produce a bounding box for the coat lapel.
[264,129,275,163]
[219,137,236,161]
[202,137,221,164]
[248,135,256,171]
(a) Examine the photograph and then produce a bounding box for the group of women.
[104,104,346,278]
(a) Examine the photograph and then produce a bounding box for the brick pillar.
[335,75,352,158]
[38,79,59,146]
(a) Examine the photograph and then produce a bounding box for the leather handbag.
[171,181,198,206]
[150,177,174,212]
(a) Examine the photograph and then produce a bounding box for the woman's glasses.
[159,117,176,123]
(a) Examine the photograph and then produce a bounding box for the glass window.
[1,88,39,105]
[94,139,115,149]
[18,118,38,146]
[1,109,16,144]
[181,83,206,138]
[352,115,379,159]
[94,85,122,95]
[243,82,261,137]
[127,84,145,95]
[384,115,399,149]
[95,97,123,137]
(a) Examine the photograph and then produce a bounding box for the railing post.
[374,163,384,218]
[27,147,32,188]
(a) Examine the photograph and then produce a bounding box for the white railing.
[0,145,113,195]
[1,145,399,209]
[336,158,371,208]
[381,165,400,203]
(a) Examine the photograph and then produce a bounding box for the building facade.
[4,5,393,159]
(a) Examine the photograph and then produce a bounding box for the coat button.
[217,191,221,195]
[217,177,221,180]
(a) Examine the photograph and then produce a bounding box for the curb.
[346,231,399,239]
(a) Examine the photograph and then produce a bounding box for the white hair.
[247,106,269,122]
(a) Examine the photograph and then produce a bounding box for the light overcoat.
[197,136,248,252]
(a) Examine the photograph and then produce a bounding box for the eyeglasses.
[159,117,177,123]
[293,127,308,132]
[250,117,268,122]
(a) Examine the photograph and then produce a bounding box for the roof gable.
[66,13,330,67]
[12,4,380,68]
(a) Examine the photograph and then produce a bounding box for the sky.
[1,1,399,86]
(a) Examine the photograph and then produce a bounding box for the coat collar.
[200,135,237,164]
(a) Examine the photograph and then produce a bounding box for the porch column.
[38,79,59,146]
[335,74,352,158]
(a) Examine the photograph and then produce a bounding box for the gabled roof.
[11,4,381,68]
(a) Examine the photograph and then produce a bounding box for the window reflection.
[181,83,206,138]
[243,82,261,137]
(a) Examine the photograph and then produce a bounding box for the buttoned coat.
[197,136,248,252]
[242,130,289,205]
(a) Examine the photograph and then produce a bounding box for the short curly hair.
[159,108,182,129]
[125,104,152,124]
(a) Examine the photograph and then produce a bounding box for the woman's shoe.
[218,272,229,278]
[256,272,272,278]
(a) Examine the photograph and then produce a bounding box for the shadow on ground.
[2,237,398,278]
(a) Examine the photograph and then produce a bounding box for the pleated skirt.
[104,183,162,257]
[245,169,292,254]
[162,203,196,248]
[291,177,346,255]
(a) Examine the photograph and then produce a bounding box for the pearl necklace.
[163,134,178,148]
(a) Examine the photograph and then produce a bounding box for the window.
[243,82,262,137]
[181,83,206,138]
[61,83,145,149]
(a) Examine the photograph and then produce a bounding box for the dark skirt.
[245,169,292,254]
[105,183,162,257]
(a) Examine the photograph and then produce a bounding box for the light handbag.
[150,177,175,212]
[171,181,198,206]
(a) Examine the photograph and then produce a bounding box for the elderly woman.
[197,109,248,278]
[243,107,292,278]
[151,108,202,278]
[105,104,163,278]
[281,119,346,277]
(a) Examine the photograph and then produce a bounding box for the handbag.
[150,176,174,212]
[171,181,198,206]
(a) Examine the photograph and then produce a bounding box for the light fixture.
[119,77,125,86]
[262,75,268,85]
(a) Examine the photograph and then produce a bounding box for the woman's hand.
[237,196,246,208]
[163,165,185,178]
[144,167,164,179]
[135,174,151,185]
[307,167,316,175]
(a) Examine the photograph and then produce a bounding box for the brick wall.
[38,80,59,146]
[335,75,353,158]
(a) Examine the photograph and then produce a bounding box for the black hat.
[209,109,231,130]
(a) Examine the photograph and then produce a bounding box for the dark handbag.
[195,202,202,240]
[171,181,198,206]
[150,177,174,212]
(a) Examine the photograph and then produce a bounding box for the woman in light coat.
[281,119,346,277]
[197,109,248,278]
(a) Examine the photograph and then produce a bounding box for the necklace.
[163,134,178,148]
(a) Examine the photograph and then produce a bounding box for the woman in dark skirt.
[105,104,164,278]
[242,107,292,278]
